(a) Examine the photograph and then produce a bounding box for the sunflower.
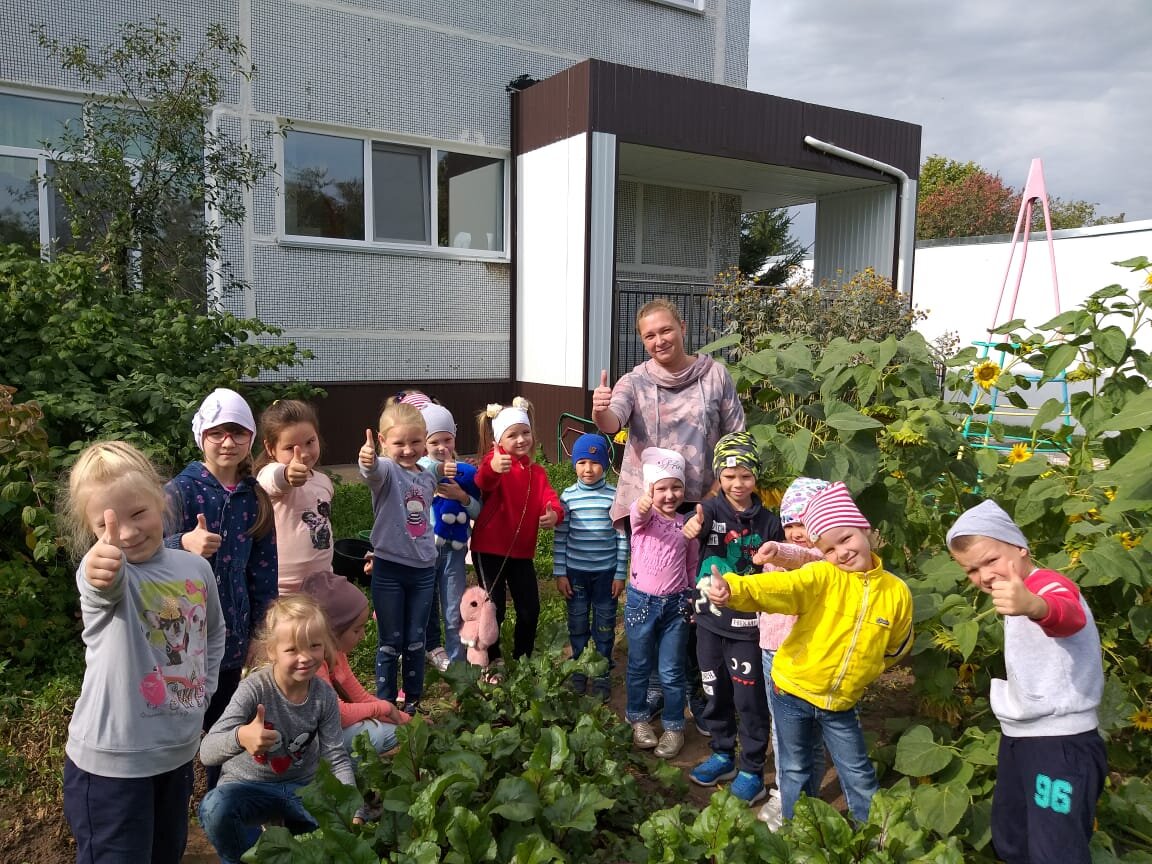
[1006,442,1032,464]
[973,359,1001,391]
[613,428,628,444]
[889,427,927,446]
[1131,707,1152,732]
[1120,531,1141,551]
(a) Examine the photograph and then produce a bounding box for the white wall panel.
[813,185,896,287]
[517,134,587,388]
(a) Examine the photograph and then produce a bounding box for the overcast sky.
[747,0,1152,240]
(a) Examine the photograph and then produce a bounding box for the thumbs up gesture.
[638,483,655,516]
[539,502,558,529]
[182,513,222,558]
[592,369,613,417]
[238,704,280,757]
[285,445,309,487]
[706,565,731,607]
[85,509,124,589]
[682,503,706,539]
[442,459,458,480]
[752,540,781,568]
[990,571,1046,619]
[359,428,378,470]
[490,445,512,474]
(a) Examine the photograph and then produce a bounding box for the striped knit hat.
[800,481,870,542]
[712,431,761,478]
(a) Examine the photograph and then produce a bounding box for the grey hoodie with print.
[607,354,745,524]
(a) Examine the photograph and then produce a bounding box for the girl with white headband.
[469,398,564,673]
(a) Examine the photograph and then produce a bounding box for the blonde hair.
[635,298,684,331]
[475,396,535,453]
[59,441,168,561]
[377,401,427,440]
[250,594,335,671]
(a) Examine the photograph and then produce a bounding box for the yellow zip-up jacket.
[725,553,913,711]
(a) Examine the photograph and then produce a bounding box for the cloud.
[748,0,1152,223]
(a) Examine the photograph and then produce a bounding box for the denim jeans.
[63,757,193,864]
[566,568,619,677]
[343,718,399,762]
[769,684,877,822]
[371,556,436,702]
[199,779,316,863]
[624,585,691,731]
[763,649,825,794]
[425,543,466,662]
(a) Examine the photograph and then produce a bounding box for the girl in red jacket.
[471,398,564,667]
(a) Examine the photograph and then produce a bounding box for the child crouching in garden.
[706,481,912,823]
[625,447,698,760]
[198,594,356,864]
[946,499,1106,864]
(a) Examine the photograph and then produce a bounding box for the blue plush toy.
[432,461,480,549]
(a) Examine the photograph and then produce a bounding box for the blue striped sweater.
[554,479,628,579]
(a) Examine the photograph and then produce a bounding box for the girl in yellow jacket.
[706,481,912,824]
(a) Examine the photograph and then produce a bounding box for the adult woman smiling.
[593,299,745,525]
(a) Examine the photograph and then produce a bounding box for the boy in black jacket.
[682,432,783,804]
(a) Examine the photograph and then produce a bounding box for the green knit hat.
[712,431,761,478]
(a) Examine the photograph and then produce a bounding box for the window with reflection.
[437,152,503,251]
[284,131,365,240]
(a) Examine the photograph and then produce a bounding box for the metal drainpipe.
[803,135,916,296]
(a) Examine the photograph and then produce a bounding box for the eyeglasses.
[204,428,253,445]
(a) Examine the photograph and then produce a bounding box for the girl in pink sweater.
[300,571,410,758]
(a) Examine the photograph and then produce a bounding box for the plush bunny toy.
[459,585,500,667]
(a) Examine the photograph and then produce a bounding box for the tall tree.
[916,155,1123,240]
[738,208,807,285]
[33,18,276,298]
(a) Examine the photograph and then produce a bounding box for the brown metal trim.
[509,87,521,391]
[518,59,921,182]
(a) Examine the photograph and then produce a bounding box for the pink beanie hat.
[800,481,870,542]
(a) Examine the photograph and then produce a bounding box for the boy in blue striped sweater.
[555,433,628,701]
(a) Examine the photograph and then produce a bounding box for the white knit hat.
[946,499,1029,549]
[192,388,256,451]
[420,404,456,439]
[641,447,685,487]
[492,406,531,443]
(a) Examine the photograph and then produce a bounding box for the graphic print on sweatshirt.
[138,582,211,712]
[404,486,429,538]
[253,722,319,774]
[301,498,332,550]
[695,519,764,618]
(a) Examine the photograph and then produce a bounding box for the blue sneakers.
[730,770,767,804]
[690,752,737,786]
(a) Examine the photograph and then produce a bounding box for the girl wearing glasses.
[165,387,278,789]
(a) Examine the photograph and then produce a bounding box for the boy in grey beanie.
[947,499,1106,864]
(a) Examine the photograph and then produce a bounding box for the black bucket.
[333,538,372,584]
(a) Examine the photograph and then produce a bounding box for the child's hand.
[637,483,654,515]
[85,509,124,589]
[591,369,613,418]
[490,445,512,474]
[539,502,558,529]
[363,551,373,577]
[237,704,280,757]
[991,571,1047,619]
[443,460,458,479]
[435,479,470,504]
[706,565,731,607]
[611,579,624,599]
[182,513,222,558]
[681,503,705,539]
[377,700,410,724]
[358,429,378,470]
[285,446,310,486]
[752,541,780,567]
[555,575,572,599]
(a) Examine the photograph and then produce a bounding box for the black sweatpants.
[696,626,771,774]
[991,729,1107,864]
[474,552,540,661]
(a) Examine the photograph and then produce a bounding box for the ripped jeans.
[624,586,692,731]
[371,556,435,702]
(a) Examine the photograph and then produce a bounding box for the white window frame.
[0,87,87,256]
[276,122,510,261]
[647,0,706,13]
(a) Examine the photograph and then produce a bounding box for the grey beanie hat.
[946,499,1029,549]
